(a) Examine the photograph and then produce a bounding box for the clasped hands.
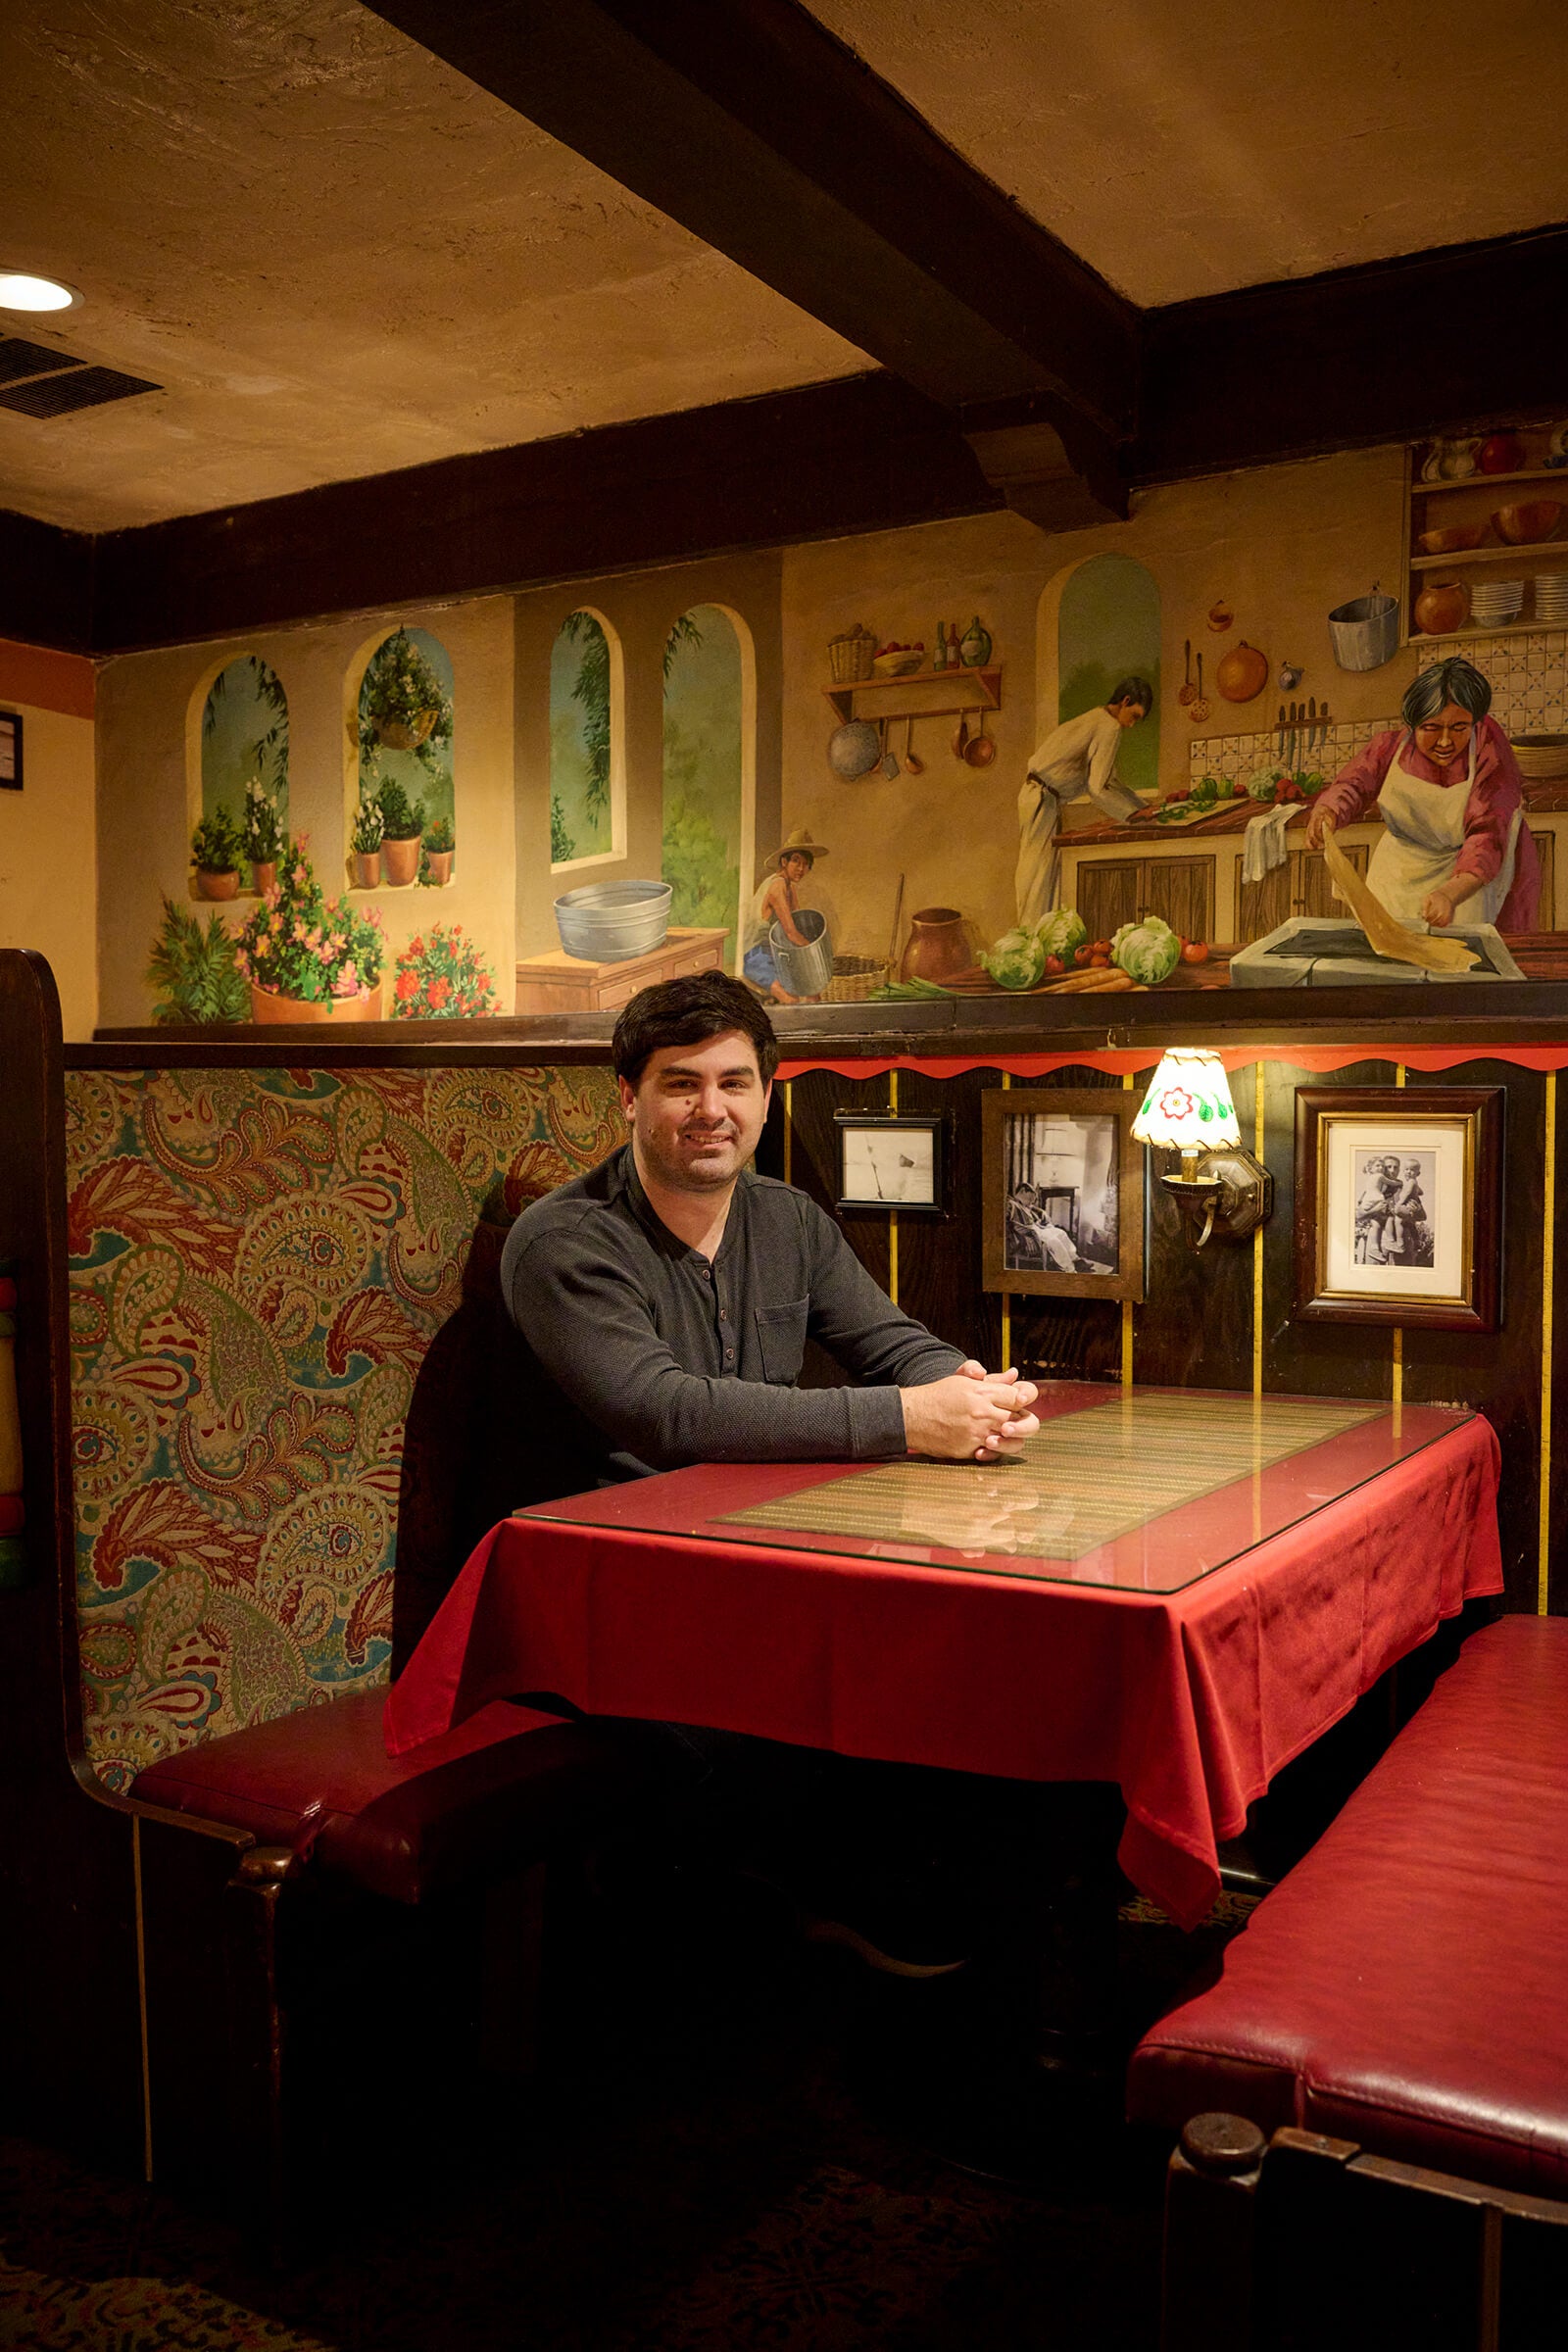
[900,1359,1041,1463]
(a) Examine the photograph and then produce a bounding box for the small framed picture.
[0,710,21,792]
[1294,1087,1503,1330]
[835,1113,947,1215]
[981,1088,1145,1300]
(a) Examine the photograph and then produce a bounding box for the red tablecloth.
[384,1416,1502,1929]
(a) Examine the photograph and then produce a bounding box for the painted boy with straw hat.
[743,826,829,1001]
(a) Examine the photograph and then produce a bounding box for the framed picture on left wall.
[0,710,21,791]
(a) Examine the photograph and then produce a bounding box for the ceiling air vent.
[0,365,160,418]
[0,335,86,385]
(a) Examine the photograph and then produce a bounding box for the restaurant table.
[385,1384,1502,1932]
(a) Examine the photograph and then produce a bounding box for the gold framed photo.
[1294,1087,1503,1331]
[982,1088,1145,1301]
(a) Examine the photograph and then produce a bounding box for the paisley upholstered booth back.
[63,1063,622,1792]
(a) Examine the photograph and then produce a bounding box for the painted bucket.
[1327,587,1399,671]
[770,907,834,997]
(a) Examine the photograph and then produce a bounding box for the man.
[501,971,1041,1973]
[1015,677,1153,930]
[502,971,1039,1491]
[741,828,825,1004]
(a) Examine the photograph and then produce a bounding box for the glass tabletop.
[514,1383,1478,1592]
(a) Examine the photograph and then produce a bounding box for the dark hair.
[1109,676,1154,714]
[1403,658,1492,727]
[777,846,814,869]
[612,971,780,1090]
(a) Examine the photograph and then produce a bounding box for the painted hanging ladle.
[902,715,924,775]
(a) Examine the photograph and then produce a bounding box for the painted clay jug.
[959,616,993,666]
[900,906,973,982]
[1413,579,1471,637]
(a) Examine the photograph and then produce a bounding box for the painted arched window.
[662,605,748,968]
[1053,554,1161,804]
[550,610,622,868]
[201,655,289,890]
[356,627,455,872]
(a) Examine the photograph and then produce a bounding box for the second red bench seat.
[1128,1615,1568,2197]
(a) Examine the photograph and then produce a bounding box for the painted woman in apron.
[1304,657,1540,931]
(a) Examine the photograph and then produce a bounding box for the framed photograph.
[0,710,20,792]
[834,1113,947,1215]
[981,1088,1145,1300]
[1294,1087,1503,1331]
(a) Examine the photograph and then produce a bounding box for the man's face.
[620,1028,771,1195]
[1112,698,1148,730]
[782,852,809,884]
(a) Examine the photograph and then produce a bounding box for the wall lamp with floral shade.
[1131,1049,1273,1250]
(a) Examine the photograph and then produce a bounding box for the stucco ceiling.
[4,0,1565,537]
[1,0,867,532]
[810,0,1568,305]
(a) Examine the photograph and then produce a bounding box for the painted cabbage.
[1031,906,1086,961]
[1112,923,1182,984]
[982,928,1046,991]
[1110,915,1174,960]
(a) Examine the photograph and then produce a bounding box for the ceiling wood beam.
[0,510,94,656]
[87,373,1000,654]
[361,0,1137,510]
[1135,222,1568,480]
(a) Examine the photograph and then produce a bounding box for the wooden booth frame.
[834,1111,948,1216]
[1293,1086,1504,1332]
[981,1087,1145,1301]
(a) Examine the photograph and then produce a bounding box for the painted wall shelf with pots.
[824,666,1002,723]
[1409,542,1568,571]
[1409,620,1563,645]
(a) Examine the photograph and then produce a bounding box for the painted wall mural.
[550,610,615,867]
[1057,556,1160,804]
[355,628,456,889]
[662,604,744,967]
[196,655,288,899]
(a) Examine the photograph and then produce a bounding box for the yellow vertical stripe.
[1000,1073,1011,1370]
[1542,1071,1556,1616]
[887,1069,898,1304]
[1122,1069,1135,1390]
[1252,1058,1265,1399]
[782,1078,792,1188]
[1392,1064,1405,1407]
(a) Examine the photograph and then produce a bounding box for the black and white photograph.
[1295,1089,1504,1333]
[1003,1111,1119,1276]
[834,1113,946,1214]
[1352,1148,1436,1269]
[982,1089,1145,1301]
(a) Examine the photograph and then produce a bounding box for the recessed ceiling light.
[0,272,80,314]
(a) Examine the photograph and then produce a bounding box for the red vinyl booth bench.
[0,952,644,2234]
[1130,1614,1568,2346]
[1128,1615,1568,2195]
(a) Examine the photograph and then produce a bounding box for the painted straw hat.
[760,827,830,870]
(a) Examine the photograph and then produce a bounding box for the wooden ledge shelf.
[824,665,1001,722]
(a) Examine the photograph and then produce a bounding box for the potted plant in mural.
[349,795,384,889]
[421,814,455,885]
[242,774,285,894]
[237,844,385,1022]
[144,896,248,1024]
[375,778,425,887]
[359,628,454,758]
[190,809,244,901]
[390,924,497,1019]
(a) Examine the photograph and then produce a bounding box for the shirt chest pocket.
[754,1298,808,1384]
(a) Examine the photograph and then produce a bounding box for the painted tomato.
[1181,940,1210,964]
[1044,953,1064,976]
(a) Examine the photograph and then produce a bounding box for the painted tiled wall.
[1417,632,1568,735]
[1187,629,1568,784]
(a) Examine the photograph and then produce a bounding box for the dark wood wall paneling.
[0,507,93,656]
[769,1054,1557,1615]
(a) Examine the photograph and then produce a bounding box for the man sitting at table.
[502,971,1040,1489]
[499,971,1042,1974]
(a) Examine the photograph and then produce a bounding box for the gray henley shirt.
[500,1142,962,1490]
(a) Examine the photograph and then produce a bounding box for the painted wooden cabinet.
[514,926,729,1015]
[1076,855,1214,947]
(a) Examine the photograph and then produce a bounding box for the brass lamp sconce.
[1132,1050,1274,1250]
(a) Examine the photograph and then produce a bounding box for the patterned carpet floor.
[0,1877,1254,2352]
